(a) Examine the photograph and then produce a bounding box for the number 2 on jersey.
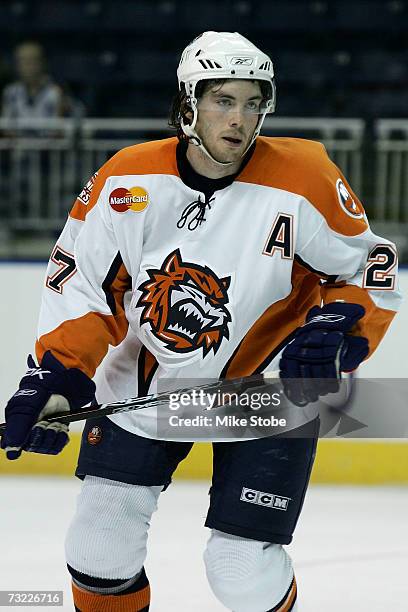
[363,244,397,290]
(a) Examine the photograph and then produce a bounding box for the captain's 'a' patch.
[263,213,293,259]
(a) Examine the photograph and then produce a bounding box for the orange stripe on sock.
[276,576,297,612]
[72,580,150,611]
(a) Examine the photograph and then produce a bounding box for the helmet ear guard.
[178,90,202,146]
[176,31,276,166]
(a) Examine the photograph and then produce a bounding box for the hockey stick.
[0,371,280,438]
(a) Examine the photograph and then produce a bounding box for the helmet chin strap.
[181,113,234,167]
[180,101,268,168]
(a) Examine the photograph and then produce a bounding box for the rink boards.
[1,436,408,484]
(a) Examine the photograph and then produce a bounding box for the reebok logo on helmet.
[230,57,254,66]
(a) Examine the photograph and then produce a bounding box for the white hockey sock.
[204,530,297,612]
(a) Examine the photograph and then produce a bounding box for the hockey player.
[2,32,402,611]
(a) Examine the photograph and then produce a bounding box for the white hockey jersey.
[36,136,402,438]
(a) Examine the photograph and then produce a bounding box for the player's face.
[195,80,263,164]
[15,44,44,83]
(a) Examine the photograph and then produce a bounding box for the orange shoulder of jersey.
[69,137,179,222]
[238,137,368,237]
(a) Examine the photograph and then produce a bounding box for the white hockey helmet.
[177,31,276,165]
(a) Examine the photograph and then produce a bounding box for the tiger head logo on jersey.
[136,249,231,356]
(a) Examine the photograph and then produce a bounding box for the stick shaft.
[0,371,280,437]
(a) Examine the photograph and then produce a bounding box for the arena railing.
[374,119,408,223]
[0,117,77,231]
[0,116,369,233]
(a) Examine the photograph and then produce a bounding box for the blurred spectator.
[0,42,84,225]
[1,41,84,121]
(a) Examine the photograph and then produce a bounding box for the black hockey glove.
[279,302,369,407]
[1,351,95,460]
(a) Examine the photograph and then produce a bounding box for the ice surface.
[1,478,407,611]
